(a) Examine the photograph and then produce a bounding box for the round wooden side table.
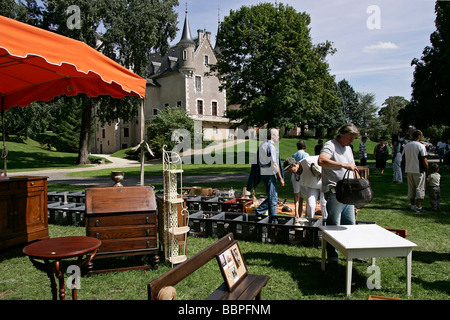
[23,236,102,300]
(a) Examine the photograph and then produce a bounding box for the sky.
[172,0,437,108]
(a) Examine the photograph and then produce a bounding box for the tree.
[2,0,179,163]
[379,96,408,137]
[337,79,360,125]
[357,92,379,136]
[146,107,194,158]
[406,1,450,129]
[213,3,338,129]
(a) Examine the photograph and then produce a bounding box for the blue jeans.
[324,190,355,261]
[256,174,278,223]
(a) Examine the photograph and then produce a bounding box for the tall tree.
[337,79,360,125]
[379,96,408,137]
[2,0,179,163]
[357,92,378,136]
[213,3,337,129]
[405,1,450,129]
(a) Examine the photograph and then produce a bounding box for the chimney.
[197,29,203,43]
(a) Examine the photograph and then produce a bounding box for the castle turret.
[178,10,196,76]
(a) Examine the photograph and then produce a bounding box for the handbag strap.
[343,168,361,180]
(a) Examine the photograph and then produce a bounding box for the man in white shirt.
[256,128,285,223]
[402,129,428,212]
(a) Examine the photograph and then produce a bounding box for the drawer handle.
[95,220,100,227]
[145,217,150,224]
[95,233,100,239]
[146,241,150,248]
[146,229,150,236]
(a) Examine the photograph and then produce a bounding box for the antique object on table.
[23,236,101,300]
[111,171,124,187]
[85,185,159,273]
[161,145,189,266]
[0,176,49,250]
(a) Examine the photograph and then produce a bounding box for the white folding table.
[319,224,417,296]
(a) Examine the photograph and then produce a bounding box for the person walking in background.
[314,139,323,156]
[374,137,389,175]
[255,128,285,223]
[437,138,446,164]
[427,163,441,212]
[318,123,359,264]
[393,139,404,184]
[359,136,368,166]
[402,129,428,212]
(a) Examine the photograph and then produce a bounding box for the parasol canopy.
[0,15,147,177]
[0,15,146,109]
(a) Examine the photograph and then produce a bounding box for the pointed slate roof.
[179,10,195,44]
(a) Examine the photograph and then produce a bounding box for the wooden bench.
[148,233,270,300]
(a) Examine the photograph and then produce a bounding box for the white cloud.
[363,41,400,53]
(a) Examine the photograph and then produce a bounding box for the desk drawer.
[86,213,156,228]
[87,225,157,240]
[98,237,157,253]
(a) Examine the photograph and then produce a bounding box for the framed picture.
[216,241,248,291]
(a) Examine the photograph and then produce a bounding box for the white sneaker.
[415,207,427,212]
[410,205,417,211]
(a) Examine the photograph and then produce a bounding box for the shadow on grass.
[244,252,367,297]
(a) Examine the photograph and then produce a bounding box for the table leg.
[44,259,58,301]
[406,249,412,295]
[321,237,326,271]
[346,258,353,296]
[54,260,66,300]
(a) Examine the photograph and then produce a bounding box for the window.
[102,128,106,139]
[212,101,218,116]
[213,126,218,134]
[123,127,129,138]
[177,101,182,108]
[153,108,159,116]
[183,50,187,60]
[204,55,209,65]
[197,100,203,115]
[195,76,202,92]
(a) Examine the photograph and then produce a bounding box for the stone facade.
[89,11,237,154]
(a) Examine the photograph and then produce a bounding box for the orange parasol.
[0,15,147,176]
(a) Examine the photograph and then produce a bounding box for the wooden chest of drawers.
[85,186,159,273]
[0,176,49,250]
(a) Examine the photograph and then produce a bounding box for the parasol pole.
[1,96,7,176]
[139,98,145,185]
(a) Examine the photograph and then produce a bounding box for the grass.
[1,136,449,301]
[3,138,109,172]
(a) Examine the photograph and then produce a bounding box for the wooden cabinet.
[0,176,49,250]
[85,186,159,273]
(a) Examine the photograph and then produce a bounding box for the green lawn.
[1,137,448,301]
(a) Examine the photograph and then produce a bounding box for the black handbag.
[335,169,374,206]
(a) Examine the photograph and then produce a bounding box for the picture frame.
[216,241,248,291]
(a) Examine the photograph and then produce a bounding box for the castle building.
[145,10,236,141]
[89,10,238,154]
